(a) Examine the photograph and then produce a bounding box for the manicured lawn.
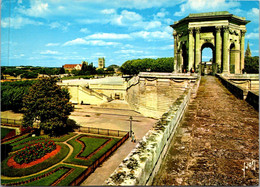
[1,164,86,186]
[1,127,14,139]
[24,167,69,186]
[1,132,126,185]
[79,136,108,157]
[64,134,120,166]
[11,133,77,152]
[2,133,30,144]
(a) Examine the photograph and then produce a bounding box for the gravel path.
[153,76,259,186]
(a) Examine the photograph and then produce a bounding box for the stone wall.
[126,77,192,119]
[245,91,259,111]
[62,85,110,105]
[216,74,259,110]
[89,83,127,100]
[216,74,246,99]
[104,76,201,185]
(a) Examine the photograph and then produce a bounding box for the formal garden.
[1,130,128,186]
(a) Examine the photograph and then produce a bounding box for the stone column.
[215,26,222,71]
[222,26,229,73]
[195,27,201,70]
[188,28,194,71]
[240,30,246,73]
[173,31,178,72]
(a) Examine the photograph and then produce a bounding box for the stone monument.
[170,11,250,74]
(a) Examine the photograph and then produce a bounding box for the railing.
[78,126,128,137]
[1,118,23,126]
[69,132,129,186]
[1,118,40,127]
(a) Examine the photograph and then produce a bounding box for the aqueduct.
[170,11,250,74]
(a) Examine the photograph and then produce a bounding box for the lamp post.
[129,116,133,137]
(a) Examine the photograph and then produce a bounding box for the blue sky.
[1,0,259,68]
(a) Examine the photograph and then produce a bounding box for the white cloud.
[80,28,90,33]
[18,0,50,17]
[247,8,259,23]
[46,43,60,47]
[85,33,131,40]
[101,9,116,14]
[146,21,162,30]
[245,33,259,39]
[1,16,43,29]
[131,31,171,40]
[112,10,143,26]
[40,50,60,55]
[174,0,240,16]
[49,22,70,31]
[63,38,120,46]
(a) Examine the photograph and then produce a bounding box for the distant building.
[63,64,82,72]
[245,41,252,57]
[98,57,105,69]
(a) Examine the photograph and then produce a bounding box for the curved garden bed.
[7,145,61,169]
[64,134,120,166]
[1,143,69,177]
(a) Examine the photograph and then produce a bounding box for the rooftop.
[171,11,250,28]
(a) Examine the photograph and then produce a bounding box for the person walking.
[131,132,136,143]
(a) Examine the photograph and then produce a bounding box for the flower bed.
[7,141,61,169]
[14,140,56,164]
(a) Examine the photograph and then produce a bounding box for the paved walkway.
[153,76,259,186]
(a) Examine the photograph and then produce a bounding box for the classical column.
[195,27,201,70]
[222,26,229,73]
[215,26,222,71]
[173,31,178,72]
[179,48,183,73]
[240,30,246,73]
[188,27,194,71]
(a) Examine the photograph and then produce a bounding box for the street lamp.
[129,116,133,137]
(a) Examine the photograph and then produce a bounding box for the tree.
[244,56,259,74]
[81,61,88,72]
[22,77,74,136]
[59,67,66,74]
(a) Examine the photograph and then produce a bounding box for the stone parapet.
[104,76,201,186]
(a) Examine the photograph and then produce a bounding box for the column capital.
[223,26,229,33]
[195,27,201,34]
[215,26,221,32]
[188,28,194,34]
[241,30,247,36]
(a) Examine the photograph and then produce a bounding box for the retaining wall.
[104,76,201,185]
[216,74,247,99]
[245,91,259,111]
[216,74,259,110]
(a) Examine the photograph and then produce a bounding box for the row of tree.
[1,80,37,112]
[2,78,75,136]
[120,57,174,75]
[1,67,63,79]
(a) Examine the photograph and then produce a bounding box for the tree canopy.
[1,80,36,112]
[120,57,174,75]
[244,56,259,74]
[22,77,74,136]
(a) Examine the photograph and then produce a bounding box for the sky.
[1,0,259,68]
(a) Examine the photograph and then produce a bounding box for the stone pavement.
[153,76,259,186]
